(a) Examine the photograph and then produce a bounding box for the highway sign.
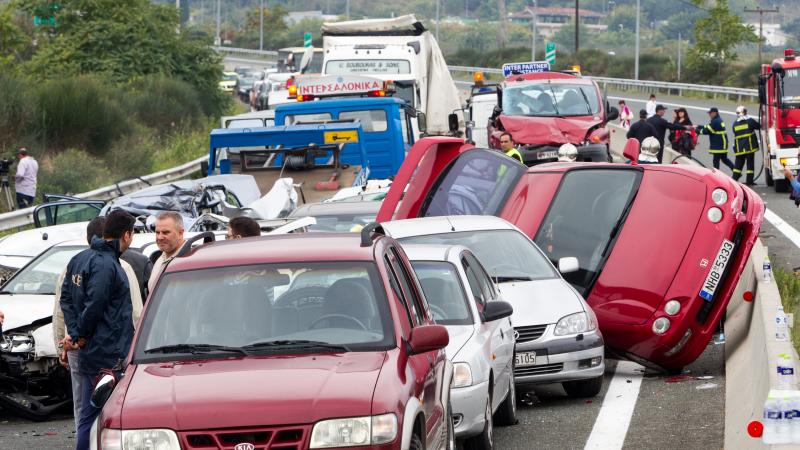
[502,61,551,77]
[545,42,556,65]
[304,32,312,48]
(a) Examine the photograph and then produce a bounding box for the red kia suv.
[376,137,764,371]
[91,229,454,450]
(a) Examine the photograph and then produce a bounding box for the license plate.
[699,239,735,302]
[537,151,558,160]
[515,351,537,367]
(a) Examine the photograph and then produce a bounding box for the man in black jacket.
[626,109,658,144]
[120,249,152,303]
[647,104,686,162]
[60,210,136,450]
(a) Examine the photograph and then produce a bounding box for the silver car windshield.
[400,230,558,281]
[1,246,85,295]
[411,261,473,326]
[135,262,394,360]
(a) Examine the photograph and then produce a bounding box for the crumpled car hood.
[498,115,602,145]
[0,293,53,331]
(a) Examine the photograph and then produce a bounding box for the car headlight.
[310,413,397,448]
[780,157,799,167]
[100,428,181,450]
[1,334,34,353]
[711,188,728,206]
[453,362,473,388]
[554,312,597,336]
[707,207,723,223]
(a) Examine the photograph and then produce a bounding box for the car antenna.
[360,222,385,247]
[445,217,456,232]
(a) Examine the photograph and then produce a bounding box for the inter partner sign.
[297,75,383,97]
[502,61,551,77]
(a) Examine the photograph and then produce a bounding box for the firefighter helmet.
[558,143,578,162]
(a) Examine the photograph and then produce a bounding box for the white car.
[404,244,517,447]
[0,222,88,280]
[382,215,606,397]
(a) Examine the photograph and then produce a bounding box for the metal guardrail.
[0,156,206,232]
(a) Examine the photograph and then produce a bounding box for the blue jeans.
[15,192,33,209]
[76,373,100,450]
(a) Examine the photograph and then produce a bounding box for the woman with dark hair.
[670,107,696,156]
[618,100,634,129]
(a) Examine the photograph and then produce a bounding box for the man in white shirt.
[645,94,657,118]
[14,147,38,208]
[148,211,186,294]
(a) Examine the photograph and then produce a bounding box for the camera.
[0,158,13,175]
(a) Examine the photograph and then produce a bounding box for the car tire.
[562,375,603,398]
[410,432,424,450]
[493,373,517,426]
[464,392,493,450]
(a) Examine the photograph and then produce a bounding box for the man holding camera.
[14,147,38,209]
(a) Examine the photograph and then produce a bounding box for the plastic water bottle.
[791,394,800,443]
[764,395,781,444]
[777,307,789,342]
[779,395,794,444]
[778,354,796,390]
[764,257,773,283]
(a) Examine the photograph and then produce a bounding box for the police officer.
[499,132,524,164]
[731,106,760,185]
[697,107,735,172]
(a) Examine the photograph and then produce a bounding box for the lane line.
[764,208,800,250]
[583,360,645,450]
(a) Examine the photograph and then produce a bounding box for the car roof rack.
[176,231,216,257]
[360,222,385,247]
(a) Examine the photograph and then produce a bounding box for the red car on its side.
[91,230,454,450]
[376,137,764,370]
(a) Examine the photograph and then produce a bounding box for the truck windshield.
[533,169,641,296]
[782,69,800,105]
[502,82,599,117]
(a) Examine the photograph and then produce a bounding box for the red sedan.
[376,137,764,370]
[91,230,454,450]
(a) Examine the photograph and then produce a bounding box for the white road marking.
[584,360,645,450]
[608,95,737,116]
[764,208,800,250]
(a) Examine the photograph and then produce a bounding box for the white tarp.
[321,15,421,35]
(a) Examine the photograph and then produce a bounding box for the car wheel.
[410,432,424,450]
[493,373,517,426]
[464,393,493,450]
[562,375,603,398]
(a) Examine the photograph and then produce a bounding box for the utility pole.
[745,6,780,65]
[345,0,350,19]
[574,0,579,53]
[531,0,537,60]
[677,31,682,81]
[634,0,640,80]
[215,0,221,46]
[435,0,440,42]
[259,0,264,51]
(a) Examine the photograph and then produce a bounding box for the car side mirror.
[606,106,620,122]
[408,324,449,355]
[417,112,428,133]
[482,301,513,322]
[91,374,117,409]
[623,138,640,165]
[448,113,459,133]
[558,257,580,274]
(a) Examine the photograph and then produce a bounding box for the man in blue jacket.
[60,210,136,450]
[697,107,735,172]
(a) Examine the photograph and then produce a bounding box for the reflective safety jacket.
[505,147,523,164]
[732,116,761,155]
[698,116,728,153]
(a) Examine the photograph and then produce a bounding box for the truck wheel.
[766,168,775,187]
[464,393,493,450]
[562,376,603,398]
[776,178,790,193]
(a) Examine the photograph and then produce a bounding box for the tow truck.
[759,48,800,191]
[475,61,619,165]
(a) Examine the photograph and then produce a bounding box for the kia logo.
[234,444,255,450]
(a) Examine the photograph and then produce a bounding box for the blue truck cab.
[274,82,418,179]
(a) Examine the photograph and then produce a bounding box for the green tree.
[0,4,31,70]
[233,5,290,49]
[687,0,757,81]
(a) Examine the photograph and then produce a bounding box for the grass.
[775,267,800,353]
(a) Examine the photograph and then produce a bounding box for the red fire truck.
[759,49,800,191]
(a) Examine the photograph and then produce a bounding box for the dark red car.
[376,137,764,370]
[92,230,454,450]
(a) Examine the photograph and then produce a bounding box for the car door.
[33,200,105,228]
[462,252,512,411]
[385,246,445,448]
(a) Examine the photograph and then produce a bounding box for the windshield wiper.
[577,88,593,115]
[547,85,562,117]
[494,275,533,283]
[242,340,350,352]
[144,343,248,355]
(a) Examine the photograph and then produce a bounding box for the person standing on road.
[52,217,143,434]
[626,109,658,144]
[499,132,524,164]
[647,104,686,163]
[618,100,634,129]
[148,211,186,294]
[697,107,735,172]
[669,108,696,156]
[645,94,657,118]
[731,106,761,185]
[120,247,152,303]
[59,210,136,450]
[14,147,38,209]
[227,216,261,239]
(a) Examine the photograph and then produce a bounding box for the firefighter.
[558,143,578,162]
[499,132,524,164]
[731,106,760,185]
[696,107,735,173]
